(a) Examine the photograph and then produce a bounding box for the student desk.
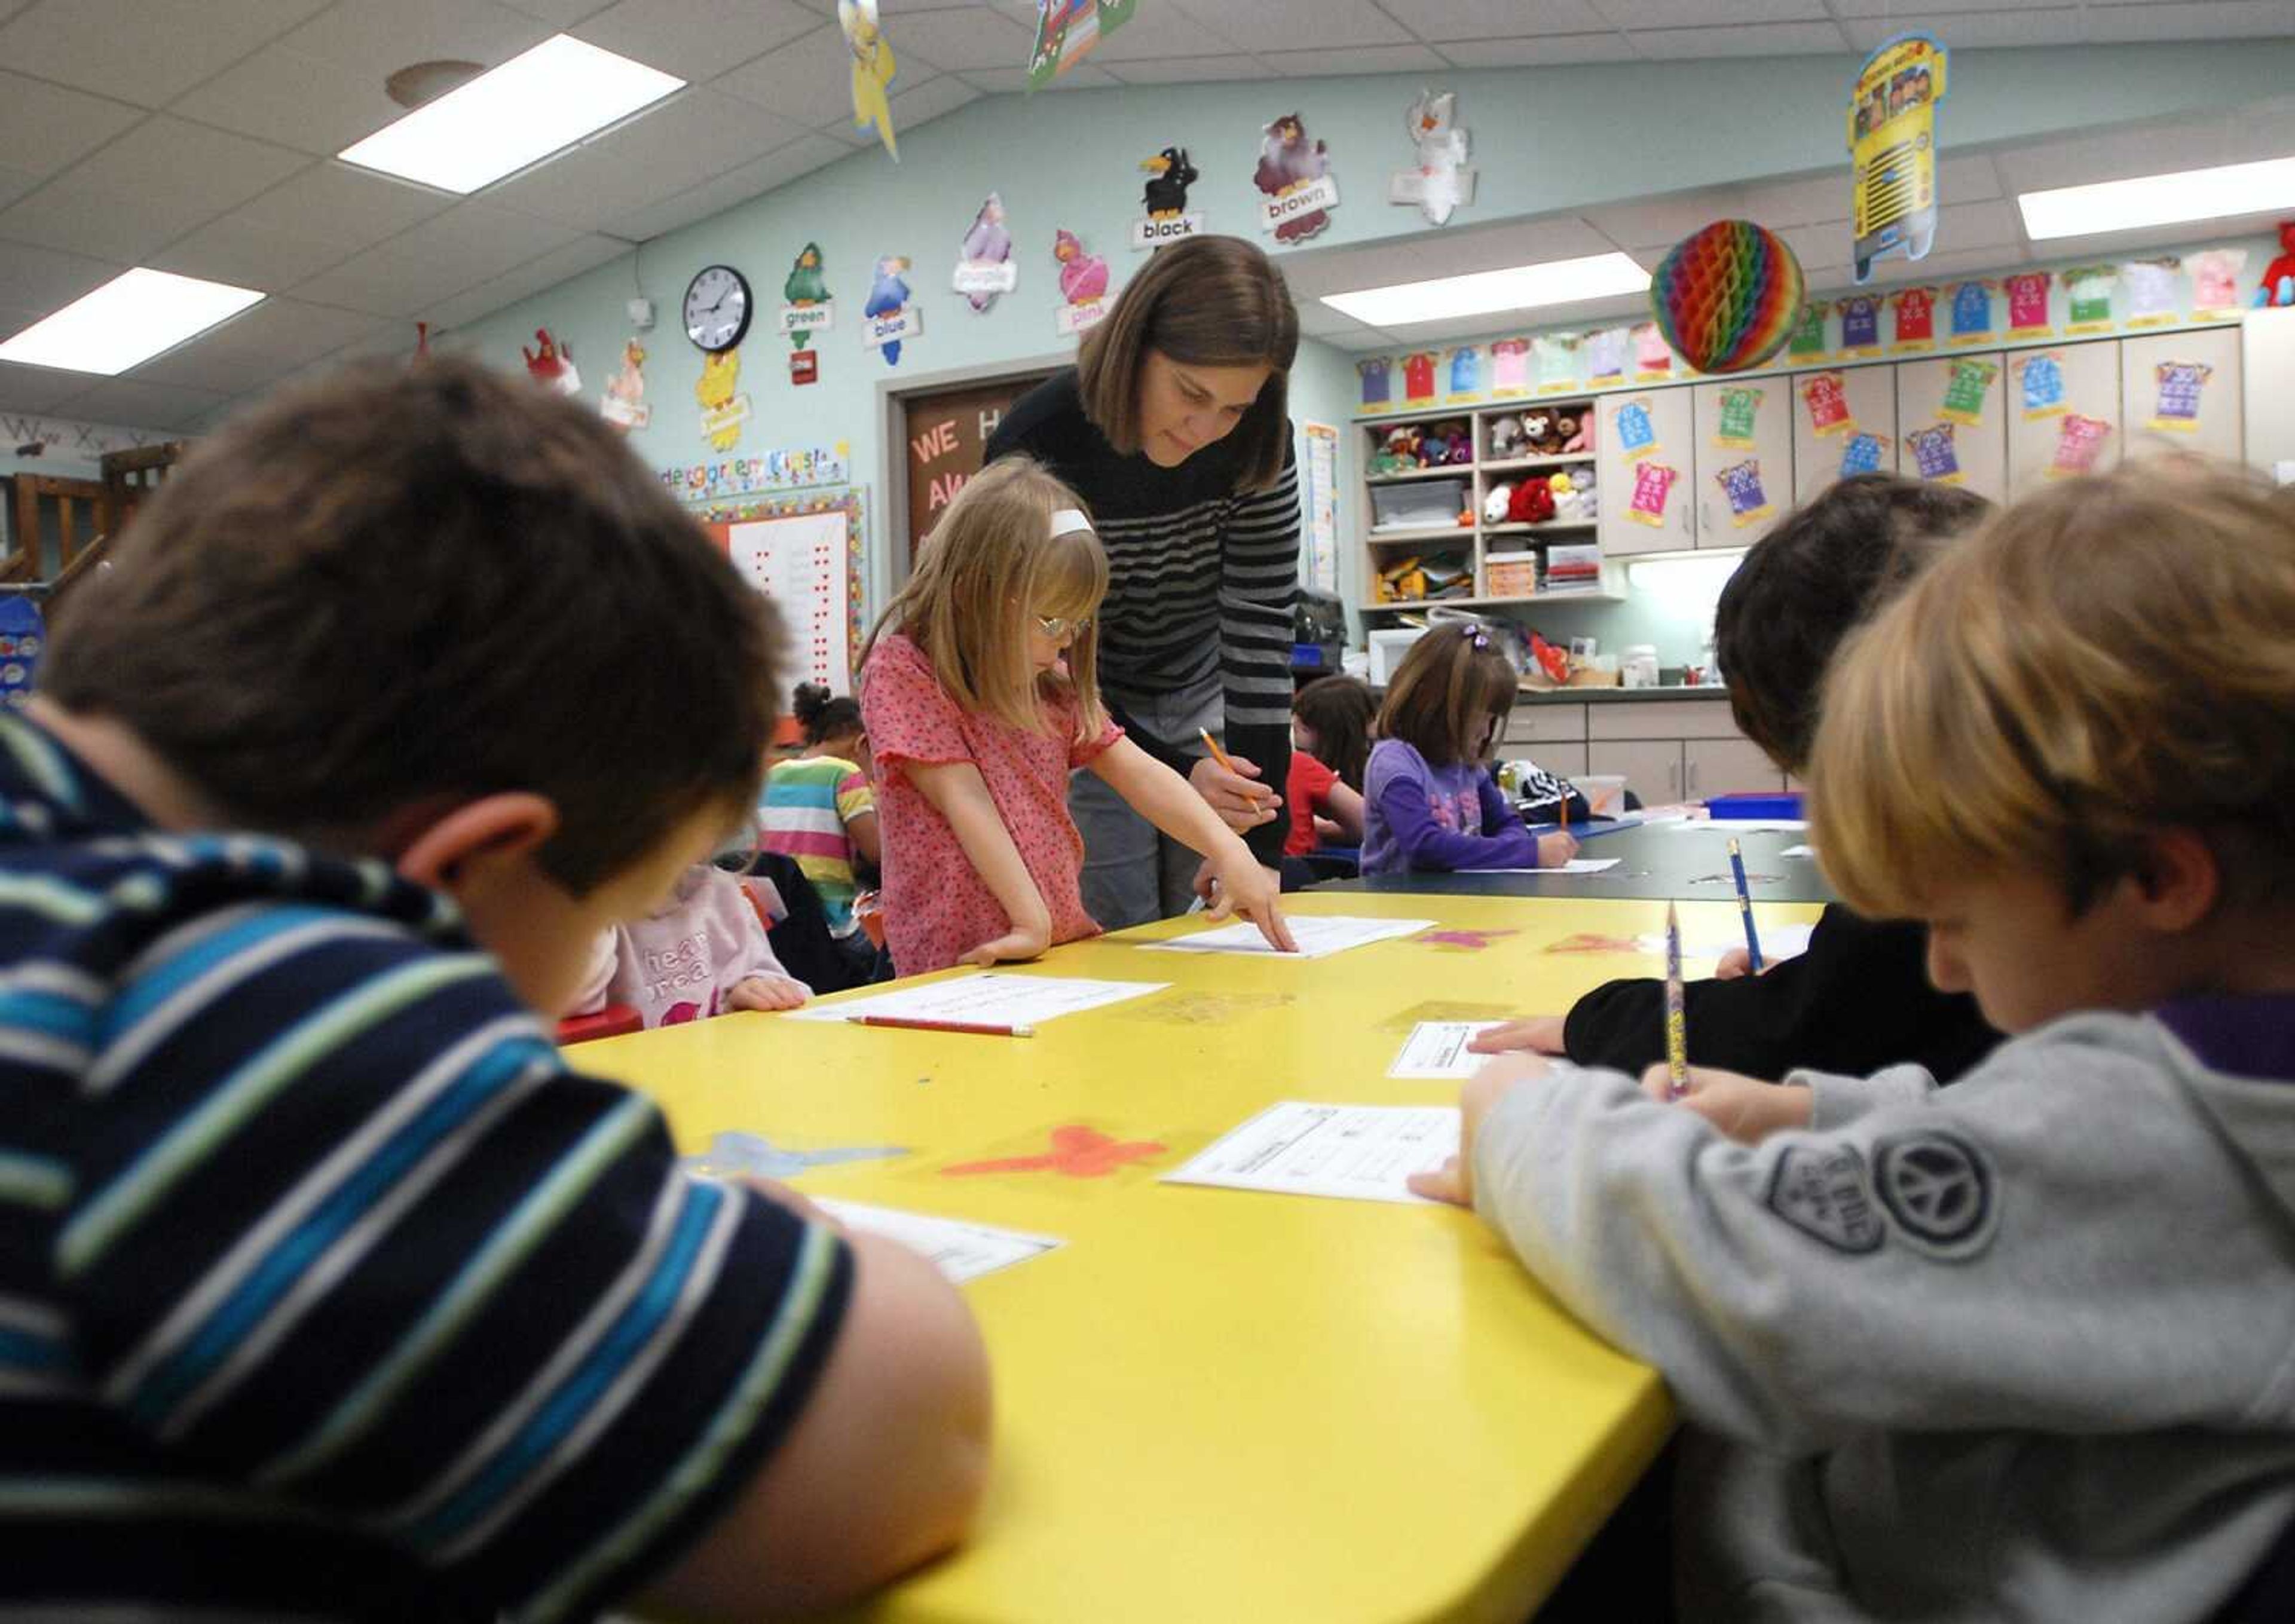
[592,891,1820,1624]
[1332,822,1838,903]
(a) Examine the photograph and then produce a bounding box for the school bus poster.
[1849,34,1948,285]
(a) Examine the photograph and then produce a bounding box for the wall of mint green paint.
[449,39,2295,658]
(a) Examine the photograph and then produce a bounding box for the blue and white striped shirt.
[0,716,852,1621]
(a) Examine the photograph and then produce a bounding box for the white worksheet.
[814,1199,1063,1283]
[1388,1022,1503,1079]
[1162,1102,1460,1204]
[1471,858,1621,874]
[1779,844,1816,858]
[788,972,1168,1026]
[1669,817,1810,833]
[1140,915,1436,959]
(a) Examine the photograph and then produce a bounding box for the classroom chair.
[556,1005,641,1045]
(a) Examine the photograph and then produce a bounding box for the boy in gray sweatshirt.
[1413,463,2295,1623]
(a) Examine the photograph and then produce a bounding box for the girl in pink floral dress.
[859,458,1293,975]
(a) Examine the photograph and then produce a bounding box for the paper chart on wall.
[1163,1102,1459,1204]
[813,1199,1063,1282]
[729,509,850,693]
[787,972,1171,1026]
[1140,915,1437,959]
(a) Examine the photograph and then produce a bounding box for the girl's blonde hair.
[1810,460,2295,920]
[1374,622,1517,767]
[863,457,1109,741]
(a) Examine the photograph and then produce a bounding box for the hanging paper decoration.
[1053,228,1111,337]
[696,349,750,450]
[1533,332,1581,394]
[1401,350,1437,406]
[1585,326,1629,385]
[521,328,580,395]
[599,338,650,431]
[1631,322,1673,381]
[1445,345,1482,403]
[862,255,920,366]
[2063,265,2116,334]
[1626,461,1679,525]
[1800,371,1855,437]
[1648,219,1804,374]
[953,193,1017,313]
[1838,431,1890,478]
[0,599,45,714]
[1133,146,1202,249]
[1355,356,1392,412]
[2121,258,2180,328]
[2015,352,2066,420]
[1390,91,1476,226]
[1714,386,1762,449]
[1905,423,1961,482]
[1715,460,1773,527]
[2046,413,2112,478]
[2148,361,2211,432]
[2189,248,2248,319]
[1484,338,1529,397]
[2003,271,2052,338]
[1938,357,1997,425]
[781,243,834,350]
[1253,112,1338,244]
[1889,285,1936,351]
[1848,33,1948,283]
[1786,299,1829,362]
[1945,279,1995,345]
[837,0,898,160]
[1835,293,1883,356]
[1027,0,1136,91]
[1612,398,1659,461]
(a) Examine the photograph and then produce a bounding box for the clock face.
[683,264,752,353]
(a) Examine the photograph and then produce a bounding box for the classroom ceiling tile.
[2084,1,2295,42]
[600,132,848,239]
[1990,117,2235,194]
[1069,4,1242,59]
[485,88,812,231]
[1281,216,1621,300]
[501,0,618,20]
[289,201,583,316]
[717,24,907,126]
[0,0,327,108]
[1293,301,1391,344]
[880,6,1038,71]
[1595,0,1830,23]
[1456,34,1642,64]
[1583,189,1752,254]
[426,232,628,328]
[1862,244,2024,286]
[126,298,399,394]
[0,72,146,180]
[1932,197,2022,252]
[1776,219,1849,271]
[148,213,360,292]
[573,0,821,79]
[169,42,423,158]
[1739,172,1850,230]
[276,0,554,78]
[1161,0,1409,53]
[1375,0,1608,40]
[1842,10,2082,51]
[1100,55,1275,84]
[1261,44,1452,77]
[885,74,986,132]
[1629,20,1852,57]
[1829,0,2041,11]
[60,376,232,433]
[0,241,124,322]
[0,117,309,264]
[0,360,95,417]
[230,161,454,250]
[0,163,41,215]
[957,63,1119,93]
[1938,154,2005,204]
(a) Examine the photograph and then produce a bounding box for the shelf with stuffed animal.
[1482,406,1596,469]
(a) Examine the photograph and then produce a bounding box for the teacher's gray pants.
[1070,676,1222,931]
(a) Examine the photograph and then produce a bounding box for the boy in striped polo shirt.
[0,360,987,1622]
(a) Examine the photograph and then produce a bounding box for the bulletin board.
[702,491,866,695]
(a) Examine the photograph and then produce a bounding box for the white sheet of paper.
[1140,915,1436,959]
[1779,844,1816,858]
[1670,817,1809,833]
[788,972,1168,1026]
[813,1199,1062,1283]
[1470,858,1620,874]
[1388,1021,1502,1079]
[1162,1102,1459,1205]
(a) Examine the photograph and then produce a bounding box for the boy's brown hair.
[1375,622,1517,769]
[1811,461,2295,919]
[41,357,783,895]
[861,455,1107,741]
[1076,235,1299,491]
[1292,674,1375,791]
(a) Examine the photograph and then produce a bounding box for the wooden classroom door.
[1691,377,1794,546]
[2119,327,2244,463]
[1791,363,1898,505]
[901,372,1054,574]
[1595,387,1696,557]
[2006,341,2122,499]
[1895,351,2008,503]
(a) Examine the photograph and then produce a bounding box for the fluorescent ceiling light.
[1323,253,1651,328]
[339,35,684,194]
[2018,154,2295,240]
[0,268,264,375]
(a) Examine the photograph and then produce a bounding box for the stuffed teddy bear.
[1482,482,1515,523]
[1520,411,1571,457]
[1507,478,1556,525]
[1425,418,1471,464]
[1558,411,1589,454]
[1487,413,1528,460]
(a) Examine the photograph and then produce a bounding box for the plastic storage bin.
[1370,478,1467,531]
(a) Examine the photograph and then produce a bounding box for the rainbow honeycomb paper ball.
[1648,219,1806,375]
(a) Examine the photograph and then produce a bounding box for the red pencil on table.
[847,1014,1036,1038]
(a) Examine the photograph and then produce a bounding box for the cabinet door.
[1684,738,1785,799]
[1791,364,1898,504]
[1589,739,1682,806]
[1595,387,1696,556]
[1693,378,1794,546]
[2119,326,2243,463]
[1894,350,2008,503]
[2006,341,2123,499]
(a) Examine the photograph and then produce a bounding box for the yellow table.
[589,891,1822,1624]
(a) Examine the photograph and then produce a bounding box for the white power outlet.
[626,297,656,330]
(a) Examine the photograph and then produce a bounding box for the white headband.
[1051,507,1093,537]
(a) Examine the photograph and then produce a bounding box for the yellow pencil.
[1198,727,1271,805]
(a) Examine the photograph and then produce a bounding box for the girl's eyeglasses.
[1033,613,1093,639]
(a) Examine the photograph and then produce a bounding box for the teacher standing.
[986,236,1301,928]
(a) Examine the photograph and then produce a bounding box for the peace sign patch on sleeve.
[1765,1131,1999,1261]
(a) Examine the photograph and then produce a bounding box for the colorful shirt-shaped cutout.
[1947,280,1994,340]
[1939,357,1997,425]
[1801,371,1854,436]
[1488,338,1531,393]
[1905,423,1960,482]
[1838,431,1888,478]
[2017,353,2066,418]
[2064,266,2116,328]
[1357,356,1392,409]
[1626,460,1678,525]
[1534,332,1581,390]
[1890,286,1936,346]
[1837,295,1882,351]
[2150,361,2211,432]
[2048,412,2112,478]
[2190,249,2248,315]
[1715,460,1771,527]
[1448,345,1481,397]
[2121,259,2180,324]
[1715,386,1762,448]
[1614,398,1658,461]
[2004,271,2052,335]
[1632,323,1673,376]
[1788,300,1829,359]
[1585,326,1628,382]
[1402,351,1437,403]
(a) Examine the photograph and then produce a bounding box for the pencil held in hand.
[1198,727,1271,805]
[1664,901,1690,1100]
[1727,837,1765,972]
